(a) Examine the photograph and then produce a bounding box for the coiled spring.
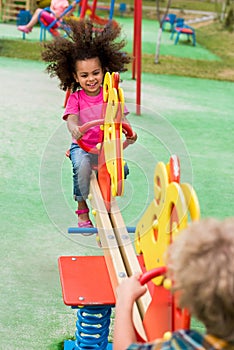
[75,305,112,349]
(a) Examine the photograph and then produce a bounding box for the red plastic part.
[180,28,194,34]
[97,145,111,212]
[76,119,134,154]
[77,118,104,154]
[40,17,60,35]
[169,155,180,183]
[139,267,167,285]
[115,123,123,196]
[112,72,119,89]
[63,89,71,108]
[122,121,134,149]
[58,256,115,306]
[143,285,173,340]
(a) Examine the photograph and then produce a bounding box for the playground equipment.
[1,0,35,22]
[118,2,126,17]
[162,13,177,32]
[132,0,142,115]
[171,19,196,46]
[58,72,200,349]
[38,0,81,41]
[38,0,117,41]
[16,9,32,40]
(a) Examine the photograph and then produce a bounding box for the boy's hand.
[126,131,137,144]
[116,273,147,305]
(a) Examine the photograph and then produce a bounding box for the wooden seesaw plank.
[89,171,148,341]
[110,198,152,319]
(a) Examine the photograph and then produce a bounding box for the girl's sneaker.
[75,208,94,235]
[17,25,32,33]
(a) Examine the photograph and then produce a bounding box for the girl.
[42,19,137,229]
[17,0,72,34]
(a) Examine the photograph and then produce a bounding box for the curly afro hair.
[41,19,131,92]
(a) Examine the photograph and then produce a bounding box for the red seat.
[171,24,196,46]
[178,27,193,34]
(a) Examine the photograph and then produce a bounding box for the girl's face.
[73,57,104,96]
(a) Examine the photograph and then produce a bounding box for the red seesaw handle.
[122,121,134,149]
[139,267,167,285]
[77,120,135,154]
[77,119,104,154]
[78,119,104,134]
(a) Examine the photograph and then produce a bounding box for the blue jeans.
[69,143,129,202]
[70,143,98,202]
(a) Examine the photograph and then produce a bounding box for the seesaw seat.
[58,255,148,306]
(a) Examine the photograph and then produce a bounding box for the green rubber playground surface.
[0,16,233,350]
[118,17,220,61]
[1,16,220,61]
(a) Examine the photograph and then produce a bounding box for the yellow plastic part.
[103,72,112,103]
[163,331,172,341]
[163,278,172,290]
[135,157,200,285]
[180,183,200,221]
[154,162,169,213]
[118,87,125,115]
[102,72,125,197]
[103,88,118,196]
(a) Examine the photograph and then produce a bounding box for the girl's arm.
[66,114,83,140]
[113,274,147,350]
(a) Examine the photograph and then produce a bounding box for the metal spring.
[75,305,112,349]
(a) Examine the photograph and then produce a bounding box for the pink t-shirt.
[63,88,104,149]
[63,87,129,150]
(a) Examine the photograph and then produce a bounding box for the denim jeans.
[69,143,98,202]
[69,143,129,202]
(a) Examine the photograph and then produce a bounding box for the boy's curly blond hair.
[41,19,131,92]
[167,217,234,342]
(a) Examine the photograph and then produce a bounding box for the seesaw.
[58,72,200,349]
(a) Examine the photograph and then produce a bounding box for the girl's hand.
[71,125,83,140]
[126,131,137,144]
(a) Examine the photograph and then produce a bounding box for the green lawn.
[1,18,234,81]
[117,0,217,13]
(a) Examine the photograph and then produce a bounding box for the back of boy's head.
[167,217,234,342]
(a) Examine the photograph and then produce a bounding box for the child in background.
[114,217,234,349]
[42,19,137,229]
[17,0,72,34]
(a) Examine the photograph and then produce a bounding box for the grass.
[0,38,43,60]
[117,0,217,13]
[1,21,234,81]
[141,23,234,81]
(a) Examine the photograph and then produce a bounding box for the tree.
[216,0,234,31]
[224,0,234,31]
[155,0,172,64]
